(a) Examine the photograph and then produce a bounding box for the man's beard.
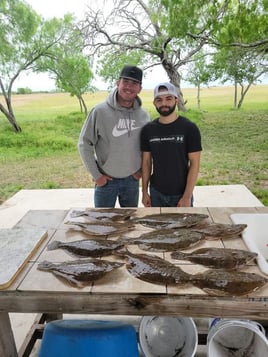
[156,103,176,116]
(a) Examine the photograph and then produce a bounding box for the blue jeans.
[94,175,139,207]
[150,185,193,207]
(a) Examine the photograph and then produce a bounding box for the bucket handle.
[209,319,266,335]
[236,320,266,335]
[253,322,266,335]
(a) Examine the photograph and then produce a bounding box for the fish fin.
[118,236,134,243]
[170,251,187,260]
[37,261,55,270]
[70,210,84,218]
[201,287,231,297]
[47,241,61,250]
[51,270,86,289]
[138,244,163,252]
[113,247,130,257]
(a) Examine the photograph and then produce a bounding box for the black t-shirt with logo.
[140,116,202,195]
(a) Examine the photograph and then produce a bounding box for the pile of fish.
[36,209,268,296]
[115,249,267,296]
[65,208,136,236]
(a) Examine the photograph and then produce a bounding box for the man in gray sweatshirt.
[78,65,150,207]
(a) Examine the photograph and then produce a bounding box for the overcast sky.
[17,1,267,91]
[15,0,169,91]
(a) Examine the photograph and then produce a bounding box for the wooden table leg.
[18,313,63,357]
[0,312,18,357]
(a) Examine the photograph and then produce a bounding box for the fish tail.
[118,235,138,243]
[175,271,191,283]
[47,241,61,250]
[113,247,130,257]
[37,261,55,270]
[171,251,187,260]
[117,235,130,243]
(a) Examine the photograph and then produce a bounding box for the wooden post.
[0,312,18,357]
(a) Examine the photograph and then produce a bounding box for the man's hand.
[177,197,191,207]
[142,192,151,207]
[95,175,112,187]
[132,171,142,180]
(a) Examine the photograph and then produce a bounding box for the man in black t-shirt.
[140,82,202,207]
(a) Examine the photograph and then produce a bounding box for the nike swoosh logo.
[112,126,140,137]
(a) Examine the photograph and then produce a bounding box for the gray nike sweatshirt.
[78,88,150,180]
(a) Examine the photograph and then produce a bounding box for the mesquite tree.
[81,0,267,110]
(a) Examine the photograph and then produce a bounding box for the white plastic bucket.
[139,316,198,357]
[207,318,268,357]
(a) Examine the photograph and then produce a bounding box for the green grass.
[0,86,267,205]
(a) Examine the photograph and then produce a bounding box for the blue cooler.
[38,319,139,357]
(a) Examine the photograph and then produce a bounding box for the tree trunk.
[197,84,201,110]
[160,59,186,112]
[78,95,88,115]
[0,78,22,132]
[237,83,252,109]
[0,104,22,132]
[233,82,238,109]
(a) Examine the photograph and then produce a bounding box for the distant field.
[3,84,268,117]
[0,84,267,205]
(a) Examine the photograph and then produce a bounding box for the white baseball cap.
[154,82,178,99]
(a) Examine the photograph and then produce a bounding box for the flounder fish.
[47,239,124,258]
[190,269,268,296]
[65,220,134,237]
[70,208,136,221]
[171,247,257,270]
[120,228,205,252]
[192,223,247,239]
[132,213,209,229]
[115,248,189,285]
[37,259,124,288]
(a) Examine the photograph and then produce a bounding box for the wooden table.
[1,207,268,356]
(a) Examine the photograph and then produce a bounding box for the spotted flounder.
[70,208,136,221]
[190,269,268,296]
[65,220,134,237]
[37,259,124,288]
[120,228,205,251]
[47,239,124,258]
[115,248,189,285]
[171,247,257,270]
[192,223,247,239]
[132,213,209,228]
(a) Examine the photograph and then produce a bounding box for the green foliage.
[186,51,212,87]
[17,87,32,94]
[197,109,268,205]
[0,0,41,76]
[218,0,268,45]
[0,111,84,160]
[0,3,89,130]
[160,0,268,50]
[160,0,214,34]
[55,56,93,96]
[98,51,145,88]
